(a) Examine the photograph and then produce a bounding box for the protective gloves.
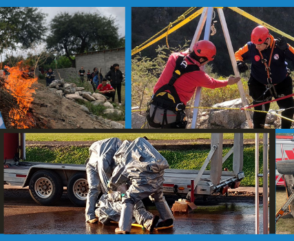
[237,61,248,73]
[276,37,288,51]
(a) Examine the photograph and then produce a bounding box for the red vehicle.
[276,135,294,186]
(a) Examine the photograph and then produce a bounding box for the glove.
[237,61,248,73]
[276,37,288,51]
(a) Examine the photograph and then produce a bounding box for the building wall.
[75,48,125,77]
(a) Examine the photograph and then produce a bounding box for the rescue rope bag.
[146,55,200,128]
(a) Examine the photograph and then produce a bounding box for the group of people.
[79,64,123,105]
[85,137,174,234]
[147,26,294,129]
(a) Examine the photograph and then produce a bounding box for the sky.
[1,7,125,62]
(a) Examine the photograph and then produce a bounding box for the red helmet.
[251,26,270,45]
[192,40,216,61]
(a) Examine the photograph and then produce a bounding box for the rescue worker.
[96,189,159,232]
[235,26,294,128]
[85,138,122,223]
[108,137,174,234]
[147,40,240,128]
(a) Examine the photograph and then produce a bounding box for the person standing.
[106,64,123,105]
[79,66,85,82]
[235,26,294,128]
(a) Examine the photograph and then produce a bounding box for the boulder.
[65,94,84,100]
[92,93,107,102]
[49,79,64,88]
[265,110,278,124]
[81,93,96,101]
[92,100,105,106]
[64,83,76,88]
[56,90,63,97]
[80,105,90,113]
[74,92,80,96]
[110,121,124,129]
[80,91,92,96]
[209,98,249,129]
[103,101,114,109]
[104,109,123,115]
[64,87,76,94]
[132,113,146,129]
[76,87,85,91]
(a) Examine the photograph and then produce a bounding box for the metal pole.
[191,7,214,128]
[263,133,269,234]
[255,133,260,234]
[189,8,208,51]
[217,8,253,128]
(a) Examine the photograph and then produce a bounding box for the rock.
[74,92,80,96]
[80,105,90,113]
[80,91,92,96]
[209,98,250,129]
[241,120,250,129]
[76,87,85,91]
[110,121,124,129]
[103,101,114,109]
[65,94,84,100]
[132,112,146,129]
[64,83,76,88]
[56,90,63,97]
[104,109,122,115]
[81,92,96,101]
[265,110,278,124]
[92,100,105,106]
[49,79,64,88]
[82,98,89,102]
[92,93,107,102]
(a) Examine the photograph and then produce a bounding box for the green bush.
[38,73,45,79]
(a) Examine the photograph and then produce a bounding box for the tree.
[46,12,123,67]
[0,7,47,53]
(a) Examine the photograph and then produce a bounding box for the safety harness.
[146,55,200,128]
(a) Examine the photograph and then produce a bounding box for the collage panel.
[131,7,294,130]
[275,133,294,234]
[0,7,125,130]
[3,132,272,234]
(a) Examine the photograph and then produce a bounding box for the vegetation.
[0,7,47,53]
[132,7,294,76]
[26,133,259,141]
[25,145,263,186]
[46,12,124,67]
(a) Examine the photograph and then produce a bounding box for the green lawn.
[25,145,263,186]
[26,133,262,142]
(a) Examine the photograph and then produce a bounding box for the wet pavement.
[4,189,264,234]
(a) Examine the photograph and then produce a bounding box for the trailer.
[4,133,245,206]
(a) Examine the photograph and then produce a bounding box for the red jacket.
[153,52,228,104]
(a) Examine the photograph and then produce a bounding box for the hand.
[237,61,248,73]
[228,76,241,85]
[276,37,288,51]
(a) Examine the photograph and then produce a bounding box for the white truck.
[4,133,245,206]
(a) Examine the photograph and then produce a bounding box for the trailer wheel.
[29,170,63,205]
[67,172,88,206]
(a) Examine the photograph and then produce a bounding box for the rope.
[132,8,203,56]
[132,105,294,124]
[241,93,294,110]
[229,7,294,42]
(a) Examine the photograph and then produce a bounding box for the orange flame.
[4,61,38,128]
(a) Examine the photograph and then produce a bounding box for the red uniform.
[97,84,114,91]
[153,52,228,105]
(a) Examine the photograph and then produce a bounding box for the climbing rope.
[132,8,203,55]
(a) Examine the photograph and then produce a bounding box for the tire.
[67,172,88,206]
[277,160,294,175]
[29,170,63,205]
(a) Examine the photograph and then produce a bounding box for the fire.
[4,61,38,128]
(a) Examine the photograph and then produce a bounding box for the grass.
[276,188,294,234]
[25,133,261,142]
[25,145,262,187]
